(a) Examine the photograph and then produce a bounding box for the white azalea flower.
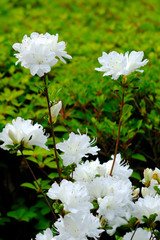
[50,101,62,123]
[95,50,148,80]
[141,167,160,197]
[85,176,111,202]
[72,158,103,183]
[97,177,133,220]
[95,176,133,235]
[54,212,103,240]
[124,51,148,75]
[95,51,127,80]
[104,153,133,179]
[132,195,160,222]
[0,117,48,150]
[142,179,158,197]
[35,228,54,240]
[56,130,100,166]
[13,32,72,77]
[43,32,72,63]
[47,179,92,213]
[122,228,151,240]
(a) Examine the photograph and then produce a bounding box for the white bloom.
[142,179,158,197]
[85,176,110,201]
[124,51,148,75]
[56,130,100,166]
[13,32,72,77]
[43,32,72,63]
[35,228,54,240]
[96,176,133,235]
[54,212,103,240]
[141,187,151,197]
[132,195,160,222]
[104,153,133,179]
[73,158,103,183]
[95,50,148,80]
[47,179,92,213]
[95,51,127,80]
[0,117,48,150]
[50,101,62,123]
[97,179,133,221]
[122,228,151,240]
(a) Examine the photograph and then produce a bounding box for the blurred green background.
[0,0,160,239]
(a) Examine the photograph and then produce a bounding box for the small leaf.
[132,154,147,162]
[21,182,37,190]
[121,104,133,122]
[154,186,160,195]
[48,172,59,179]
[131,171,141,180]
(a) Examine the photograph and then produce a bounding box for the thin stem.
[110,84,125,176]
[150,230,154,240]
[130,221,140,240]
[71,165,74,182]
[43,74,61,182]
[21,150,56,220]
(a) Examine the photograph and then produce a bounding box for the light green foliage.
[0,0,160,164]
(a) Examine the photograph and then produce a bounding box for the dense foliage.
[0,0,160,239]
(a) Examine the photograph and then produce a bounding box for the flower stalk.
[20,149,56,220]
[110,80,125,176]
[43,74,61,182]
[130,221,140,240]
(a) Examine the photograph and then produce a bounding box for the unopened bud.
[50,101,62,123]
[8,129,18,144]
[132,188,140,199]
[153,168,160,183]
[143,168,153,187]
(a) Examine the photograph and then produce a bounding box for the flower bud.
[8,129,18,144]
[153,168,160,183]
[132,188,140,199]
[143,168,153,187]
[50,101,62,123]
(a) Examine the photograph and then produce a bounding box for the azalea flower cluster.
[0,102,62,151]
[35,132,160,239]
[13,32,72,77]
[0,117,49,150]
[131,167,160,224]
[95,50,148,80]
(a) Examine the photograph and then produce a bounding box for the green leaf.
[54,125,68,132]
[92,201,99,210]
[21,182,37,190]
[7,207,36,222]
[121,104,133,122]
[132,154,147,162]
[142,213,158,228]
[48,172,59,179]
[154,186,160,195]
[131,171,141,180]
